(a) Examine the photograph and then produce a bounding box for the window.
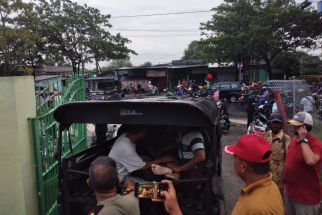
[211,84,219,89]
[220,83,230,89]
[231,83,240,89]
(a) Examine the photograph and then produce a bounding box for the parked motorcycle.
[146,85,159,96]
[247,99,272,135]
[217,100,230,132]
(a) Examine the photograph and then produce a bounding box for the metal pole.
[30,118,46,215]
[274,91,291,136]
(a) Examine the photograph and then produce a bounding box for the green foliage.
[140,62,152,67]
[0,0,135,76]
[182,40,215,61]
[271,50,301,77]
[101,59,133,73]
[0,0,41,75]
[35,0,134,73]
[201,0,322,78]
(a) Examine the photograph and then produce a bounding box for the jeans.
[284,193,320,215]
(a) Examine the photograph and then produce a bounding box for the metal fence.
[266,80,322,139]
[31,76,87,215]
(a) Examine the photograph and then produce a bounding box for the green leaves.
[197,0,322,78]
[35,0,134,73]
[0,0,134,75]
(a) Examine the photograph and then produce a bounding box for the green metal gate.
[31,76,88,215]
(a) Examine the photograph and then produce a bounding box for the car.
[54,97,223,215]
[210,82,243,103]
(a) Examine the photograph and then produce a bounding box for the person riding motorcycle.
[256,86,269,106]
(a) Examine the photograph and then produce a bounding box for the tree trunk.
[72,61,76,74]
[264,56,273,80]
[96,58,99,75]
[77,62,80,75]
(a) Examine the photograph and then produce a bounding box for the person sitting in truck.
[108,126,169,183]
[151,127,206,179]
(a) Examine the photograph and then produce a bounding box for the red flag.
[207,73,213,80]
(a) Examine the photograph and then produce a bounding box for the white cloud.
[75,0,222,67]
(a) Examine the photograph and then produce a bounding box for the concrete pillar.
[0,76,38,215]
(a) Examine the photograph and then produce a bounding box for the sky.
[75,0,222,67]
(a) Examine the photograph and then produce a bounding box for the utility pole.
[299,0,312,9]
[318,1,322,13]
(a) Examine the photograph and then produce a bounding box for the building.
[115,59,209,90]
[35,66,73,86]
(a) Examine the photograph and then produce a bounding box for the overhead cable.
[125,34,201,37]
[110,28,200,32]
[111,10,211,19]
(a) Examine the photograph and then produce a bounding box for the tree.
[35,0,134,74]
[201,0,322,78]
[0,0,41,75]
[182,40,214,61]
[140,62,152,67]
[101,59,133,73]
[271,50,301,78]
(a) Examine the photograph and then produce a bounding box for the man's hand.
[166,163,180,173]
[297,126,308,141]
[122,179,135,194]
[160,180,182,215]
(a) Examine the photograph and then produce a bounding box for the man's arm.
[141,156,176,170]
[160,180,183,215]
[298,126,321,166]
[168,150,206,173]
[300,143,320,166]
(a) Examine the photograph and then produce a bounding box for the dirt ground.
[220,103,247,215]
[220,119,246,215]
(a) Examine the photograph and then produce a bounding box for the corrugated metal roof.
[35,75,61,82]
[115,64,207,71]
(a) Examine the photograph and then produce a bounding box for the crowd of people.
[167,111,322,215]
[84,77,322,215]
[86,110,322,215]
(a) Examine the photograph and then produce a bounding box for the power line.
[125,34,201,38]
[110,28,200,32]
[110,10,211,19]
[131,55,183,58]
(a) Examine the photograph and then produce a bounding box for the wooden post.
[273,91,291,136]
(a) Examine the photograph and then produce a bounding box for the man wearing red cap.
[283,112,322,215]
[224,134,284,215]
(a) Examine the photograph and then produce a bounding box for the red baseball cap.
[224,134,272,163]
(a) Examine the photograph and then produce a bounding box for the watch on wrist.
[299,138,309,144]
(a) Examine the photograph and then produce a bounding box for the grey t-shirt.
[97,194,140,215]
[108,133,146,182]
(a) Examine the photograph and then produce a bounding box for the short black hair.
[245,150,271,174]
[305,125,312,132]
[89,156,118,193]
[246,161,270,175]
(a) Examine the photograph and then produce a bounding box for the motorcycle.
[146,85,159,96]
[247,100,272,135]
[237,88,257,110]
[237,94,251,109]
[216,100,230,132]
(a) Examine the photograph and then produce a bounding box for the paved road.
[220,116,247,215]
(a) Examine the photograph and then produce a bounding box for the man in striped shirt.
[151,128,206,179]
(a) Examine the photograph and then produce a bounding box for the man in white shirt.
[108,126,166,182]
[300,89,315,113]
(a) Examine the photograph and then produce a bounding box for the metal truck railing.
[31,76,87,215]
